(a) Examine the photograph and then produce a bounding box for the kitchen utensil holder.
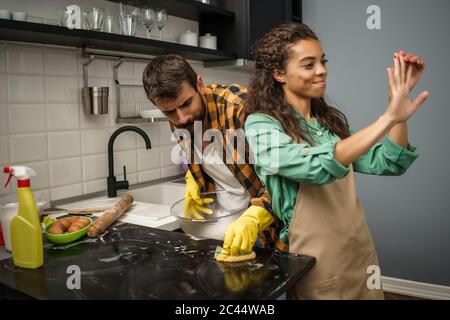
[114,58,164,123]
[82,54,109,115]
[81,48,166,123]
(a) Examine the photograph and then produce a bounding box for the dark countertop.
[0,223,315,300]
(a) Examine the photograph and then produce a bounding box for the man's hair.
[142,54,198,102]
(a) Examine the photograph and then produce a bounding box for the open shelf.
[106,0,235,21]
[0,19,237,61]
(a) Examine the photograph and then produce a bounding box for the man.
[142,54,286,258]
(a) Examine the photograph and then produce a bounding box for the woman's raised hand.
[385,52,429,123]
[387,51,425,101]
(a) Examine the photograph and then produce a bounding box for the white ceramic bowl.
[170,191,247,240]
[139,109,164,119]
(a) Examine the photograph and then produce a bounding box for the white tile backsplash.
[138,169,161,183]
[161,165,182,178]
[81,112,110,129]
[83,179,106,194]
[0,74,6,102]
[86,59,109,79]
[21,161,49,190]
[83,154,107,181]
[45,76,79,103]
[48,131,81,159]
[81,129,110,155]
[0,135,9,165]
[138,147,161,171]
[7,44,44,74]
[0,44,5,73]
[49,157,82,187]
[10,133,47,163]
[51,183,83,201]
[8,105,46,134]
[47,104,80,131]
[45,48,78,76]
[1,23,251,201]
[8,74,45,103]
[0,106,8,134]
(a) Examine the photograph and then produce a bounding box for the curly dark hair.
[245,23,350,144]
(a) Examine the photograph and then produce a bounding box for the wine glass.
[155,8,168,41]
[142,7,156,39]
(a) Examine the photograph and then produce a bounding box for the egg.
[58,219,72,230]
[48,224,64,234]
[69,216,79,223]
[67,223,83,233]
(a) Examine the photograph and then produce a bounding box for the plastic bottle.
[3,166,43,269]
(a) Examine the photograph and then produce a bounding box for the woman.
[244,23,428,300]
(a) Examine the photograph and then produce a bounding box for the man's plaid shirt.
[170,84,288,252]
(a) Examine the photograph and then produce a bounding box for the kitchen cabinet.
[0,223,315,299]
[203,0,302,60]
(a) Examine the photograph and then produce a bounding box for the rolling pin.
[87,194,134,238]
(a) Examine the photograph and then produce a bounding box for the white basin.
[120,183,185,206]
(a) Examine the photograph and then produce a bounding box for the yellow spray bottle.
[3,166,43,269]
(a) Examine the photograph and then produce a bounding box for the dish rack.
[114,58,166,123]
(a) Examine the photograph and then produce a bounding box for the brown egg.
[67,224,83,233]
[78,217,90,224]
[76,218,90,227]
[69,216,79,223]
[52,221,65,230]
[48,224,64,234]
[58,219,72,230]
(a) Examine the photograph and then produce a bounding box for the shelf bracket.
[82,54,95,88]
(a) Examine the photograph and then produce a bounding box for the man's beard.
[177,95,206,132]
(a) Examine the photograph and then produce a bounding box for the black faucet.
[107,126,151,197]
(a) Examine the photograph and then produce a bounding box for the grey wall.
[303,0,450,286]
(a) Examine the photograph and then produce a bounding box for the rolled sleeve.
[353,134,420,176]
[317,140,351,179]
[383,136,420,167]
[246,114,350,186]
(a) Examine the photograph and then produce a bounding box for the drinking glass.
[103,15,116,33]
[84,7,105,31]
[119,13,138,36]
[155,8,168,40]
[142,7,156,39]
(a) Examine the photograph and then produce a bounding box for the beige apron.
[287,164,385,300]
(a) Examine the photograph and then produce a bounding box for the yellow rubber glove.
[221,206,274,257]
[218,263,270,292]
[184,170,214,220]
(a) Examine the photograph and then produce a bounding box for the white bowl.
[139,109,164,119]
